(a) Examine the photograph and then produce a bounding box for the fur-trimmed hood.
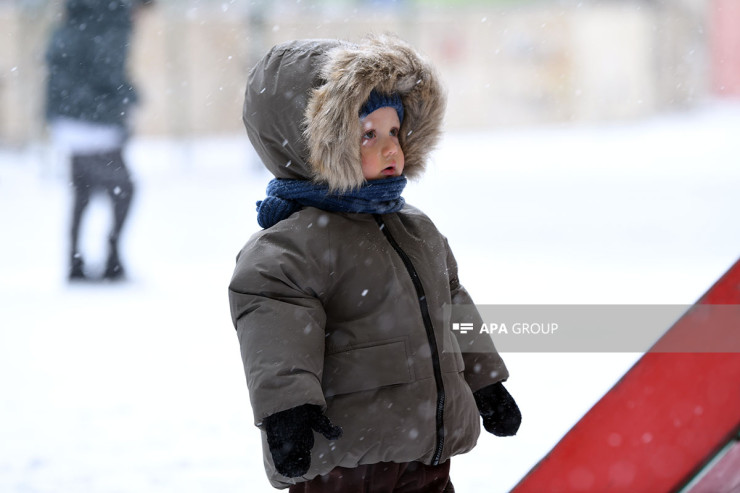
[243,35,446,192]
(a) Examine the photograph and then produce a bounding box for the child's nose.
[383,138,398,156]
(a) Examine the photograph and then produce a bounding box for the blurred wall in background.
[0,0,736,147]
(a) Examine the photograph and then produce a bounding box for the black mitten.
[473,382,522,437]
[262,404,343,477]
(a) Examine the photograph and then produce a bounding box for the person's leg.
[289,463,401,493]
[100,149,134,280]
[69,154,94,280]
[393,460,452,493]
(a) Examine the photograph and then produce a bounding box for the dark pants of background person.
[69,149,134,281]
[289,461,455,493]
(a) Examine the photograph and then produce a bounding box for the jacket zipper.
[373,214,446,466]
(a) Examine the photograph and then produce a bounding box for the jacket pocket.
[322,338,413,397]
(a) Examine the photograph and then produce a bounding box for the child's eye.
[362,130,376,140]
[390,128,399,137]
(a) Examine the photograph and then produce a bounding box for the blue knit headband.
[359,90,404,124]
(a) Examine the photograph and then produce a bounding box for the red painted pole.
[511,259,740,492]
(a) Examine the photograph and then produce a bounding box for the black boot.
[103,256,125,281]
[103,241,125,281]
[69,254,87,281]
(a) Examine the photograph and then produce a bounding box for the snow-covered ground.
[1,101,739,492]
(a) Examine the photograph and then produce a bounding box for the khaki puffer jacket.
[229,35,509,489]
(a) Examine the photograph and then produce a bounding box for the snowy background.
[1,101,739,492]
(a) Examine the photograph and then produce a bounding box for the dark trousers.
[69,149,134,277]
[289,461,455,493]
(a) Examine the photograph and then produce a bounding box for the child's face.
[360,107,404,181]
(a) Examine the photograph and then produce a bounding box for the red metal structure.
[511,258,740,492]
[711,0,740,96]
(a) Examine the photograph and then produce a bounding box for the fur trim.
[304,34,446,192]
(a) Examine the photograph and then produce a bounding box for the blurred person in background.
[45,0,153,282]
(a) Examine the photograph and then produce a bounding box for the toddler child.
[229,35,521,492]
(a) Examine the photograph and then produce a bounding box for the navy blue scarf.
[256,176,407,228]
